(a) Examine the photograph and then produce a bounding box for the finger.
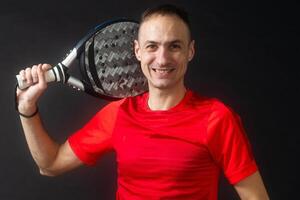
[31,65,38,83]
[25,67,33,85]
[37,64,47,89]
[19,69,26,81]
[41,63,52,71]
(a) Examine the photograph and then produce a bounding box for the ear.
[134,40,141,61]
[188,40,195,62]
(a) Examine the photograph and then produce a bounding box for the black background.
[1,0,299,199]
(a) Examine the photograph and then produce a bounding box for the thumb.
[41,63,52,71]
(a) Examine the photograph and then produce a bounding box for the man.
[16,4,269,200]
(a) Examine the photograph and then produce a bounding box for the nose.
[156,47,170,66]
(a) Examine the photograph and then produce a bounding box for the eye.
[170,43,181,51]
[145,44,157,51]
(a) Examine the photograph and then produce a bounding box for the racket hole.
[102,69,105,73]
[99,55,102,59]
[122,30,126,34]
[111,43,116,47]
[115,35,119,39]
[101,63,105,66]
[105,44,109,48]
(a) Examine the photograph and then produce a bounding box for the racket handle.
[16,64,66,90]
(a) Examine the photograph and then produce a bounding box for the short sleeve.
[68,100,123,166]
[206,101,258,184]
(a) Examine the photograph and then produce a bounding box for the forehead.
[138,14,190,43]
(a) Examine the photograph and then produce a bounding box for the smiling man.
[16,4,269,200]
[134,10,194,110]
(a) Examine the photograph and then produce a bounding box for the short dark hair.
[139,4,192,40]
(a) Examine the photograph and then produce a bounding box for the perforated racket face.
[84,21,148,99]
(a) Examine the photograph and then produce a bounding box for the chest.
[112,109,216,179]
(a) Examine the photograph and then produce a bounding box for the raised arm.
[17,64,82,176]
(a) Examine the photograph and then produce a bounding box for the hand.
[16,64,52,115]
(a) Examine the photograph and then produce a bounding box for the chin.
[149,80,177,90]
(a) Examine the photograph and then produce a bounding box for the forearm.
[20,113,60,170]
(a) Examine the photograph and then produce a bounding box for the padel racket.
[16,19,148,100]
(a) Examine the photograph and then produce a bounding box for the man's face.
[134,14,194,91]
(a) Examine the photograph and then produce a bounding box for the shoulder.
[210,98,235,118]
[117,92,148,111]
[187,90,238,121]
[103,98,126,110]
[93,98,126,120]
[95,92,147,116]
[187,91,230,112]
[203,97,242,136]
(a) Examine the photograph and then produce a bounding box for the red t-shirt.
[68,90,257,200]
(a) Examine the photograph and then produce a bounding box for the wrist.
[17,101,38,118]
[15,84,39,118]
[18,107,39,118]
[18,101,37,114]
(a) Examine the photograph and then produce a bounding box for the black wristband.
[18,107,39,118]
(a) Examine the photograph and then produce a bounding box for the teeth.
[153,68,173,72]
[157,69,169,72]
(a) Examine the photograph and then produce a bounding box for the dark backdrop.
[1,0,298,199]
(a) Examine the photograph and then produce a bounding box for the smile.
[151,68,175,73]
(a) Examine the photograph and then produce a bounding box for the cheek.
[175,56,187,67]
[140,53,155,68]
[140,64,149,76]
[139,57,151,76]
[176,58,189,74]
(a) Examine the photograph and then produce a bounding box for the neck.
[147,85,187,111]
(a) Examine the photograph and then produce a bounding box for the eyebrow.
[144,39,183,45]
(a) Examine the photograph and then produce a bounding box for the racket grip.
[16,64,66,90]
